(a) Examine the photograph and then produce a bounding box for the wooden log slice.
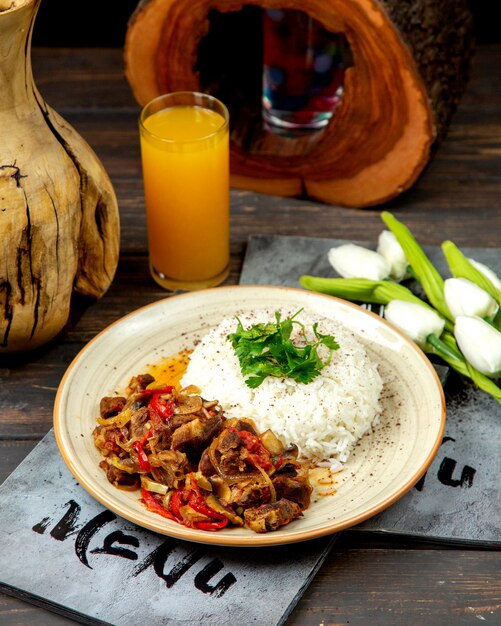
[124,0,473,207]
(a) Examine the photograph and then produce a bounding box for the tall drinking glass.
[262,9,346,131]
[139,92,230,291]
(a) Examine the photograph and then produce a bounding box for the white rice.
[181,308,383,469]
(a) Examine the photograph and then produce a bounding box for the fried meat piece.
[244,498,302,533]
[272,463,312,510]
[150,449,188,489]
[229,478,270,509]
[171,414,225,459]
[99,459,139,490]
[128,373,155,393]
[99,396,126,419]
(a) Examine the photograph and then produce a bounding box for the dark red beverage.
[262,9,346,130]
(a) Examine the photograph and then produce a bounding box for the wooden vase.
[0,0,120,353]
[124,0,474,208]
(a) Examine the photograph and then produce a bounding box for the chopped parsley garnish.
[227,309,340,388]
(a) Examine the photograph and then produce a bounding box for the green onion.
[381,211,452,321]
[442,240,501,329]
[298,276,454,332]
[427,331,501,403]
[298,213,501,404]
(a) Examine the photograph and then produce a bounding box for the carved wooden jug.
[0,0,119,353]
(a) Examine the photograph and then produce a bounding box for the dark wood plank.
[286,548,501,625]
[32,48,137,111]
[0,595,74,626]
[0,441,39,481]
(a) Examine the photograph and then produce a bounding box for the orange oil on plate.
[145,349,192,388]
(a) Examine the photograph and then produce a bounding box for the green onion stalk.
[442,240,501,330]
[299,211,501,404]
[299,275,501,403]
[298,276,454,333]
[381,211,453,322]
[426,332,501,403]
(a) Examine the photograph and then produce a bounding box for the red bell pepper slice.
[187,491,227,521]
[145,479,231,531]
[149,394,174,422]
[141,488,176,521]
[141,385,174,397]
[194,518,228,531]
[134,430,152,472]
[234,429,273,470]
[168,488,230,531]
[169,489,185,520]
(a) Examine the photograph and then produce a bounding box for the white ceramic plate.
[54,286,445,547]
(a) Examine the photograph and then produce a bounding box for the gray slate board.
[240,235,501,546]
[0,431,336,626]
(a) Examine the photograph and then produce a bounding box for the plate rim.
[53,285,446,547]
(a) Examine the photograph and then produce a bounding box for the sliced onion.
[162,491,173,510]
[96,408,133,428]
[140,475,169,495]
[109,455,139,474]
[255,463,276,503]
[195,473,213,492]
[174,394,203,414]
[202,400,218,410]
[179,385,201,396]
[260,429,285,455]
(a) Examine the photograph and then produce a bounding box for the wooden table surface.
[1,45,500,625]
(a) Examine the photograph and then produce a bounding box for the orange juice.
[139,94,229,290]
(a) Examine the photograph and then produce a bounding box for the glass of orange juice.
[139,92,230,291]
